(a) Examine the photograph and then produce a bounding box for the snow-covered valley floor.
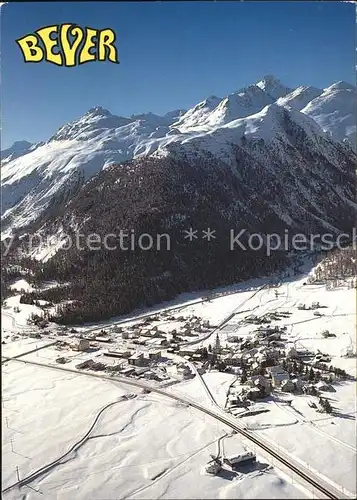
[2,361,309,500]
[2,264,356,499]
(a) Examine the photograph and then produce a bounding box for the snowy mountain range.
[1,75,356,239]
[1,140,38,165]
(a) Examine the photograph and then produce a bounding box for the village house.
[249,375,272,392]
[267,332,281,341]
[133,367,150,377]
[76,359,93,369]
[253,378,271,395]
[139,328,154,337]
[254,352,267,364]
[128,353,144,366]
[143,338,159,347]
[281,379,295,392]
[75,359,106,371]
[303,383,318,395]
[111,325,123,333]
[286,347,298,359]
[120,366,135,376]
[230,366,244,375]
[179,346,200,357]
[95,335,112,343]
[255,326,279,338]
[227,393,248,408]
[29,332,42,339]
[148,350,161,360]
[227,335,240,343]
[295,348,314,358]
[245,387,262,401]
[314,352,331,363]
[242,348,259,359]
[244,356,255,366]
[222,353,242,366]
[205,458,222,475]
[315,380,336,392]
[104,349,132,359]
[251,361,260,372]
[224,451,256,469]
[291,377,304,391]
[272,370,289,387]
[267,365,290,387]
[72,338,90,351]
[176,364,193,379]
[143,371,160,381]
[133,336,148,345]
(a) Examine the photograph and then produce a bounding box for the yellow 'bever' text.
[16,24,119,66]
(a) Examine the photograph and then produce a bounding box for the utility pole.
[16,465,20,482]
[5,416,9,428]
[10,438,14,452]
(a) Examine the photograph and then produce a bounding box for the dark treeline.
[14,153,289,324]
[4,127,356,324]
[308,246,357,283]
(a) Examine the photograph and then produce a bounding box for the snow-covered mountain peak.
[256,74,292,100]
[202,86,274,127]
[301,81,356,150]
[49,108,133,142]
[162,102,331,169]
[236,84,266,96]
[131,111,159,120]
[1,140,32,156]
[324,81,355,92]
[85,106,113,118]
[9,140,32,150]
[202,95,221,106]
[220,101,325,144]
[171,95,222,131]
[1,140,33,164]
[163,109,186,121]
[188,95,221,109]
[2,75,356,238]
[256,74,280,85]
[130,110,184,128]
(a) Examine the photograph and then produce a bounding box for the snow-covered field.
[2,361,307,500]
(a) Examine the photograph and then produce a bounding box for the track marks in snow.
[127,435,223,500]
